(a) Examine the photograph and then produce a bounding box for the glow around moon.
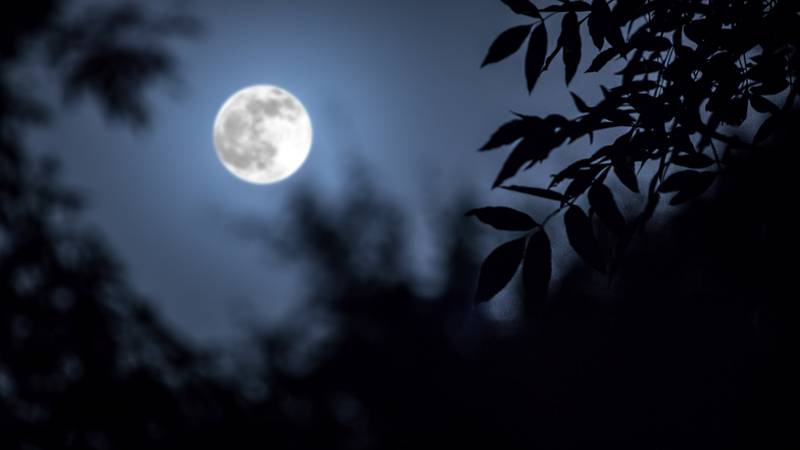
[213,85,312,184]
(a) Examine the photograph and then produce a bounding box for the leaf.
[719,96,748,126]
[658,170,700,192]
[482,24,533,67]
[551,158,592,187]
[669,178,715,205]
[612,160,638,193]
[588,0,612,50]
[753,115,778,144]
[606,10,625,53]
[659,170,717,205]
[588,182,626,233]
[501,0,541,18]
[617,60,663,76]
[586,48,618,72]
[628,93,669,124]
[605,21,625,50]
[570,92,591,112]
[523,230,551,305]
[480,119,526,150]
[672,152,714,169]
[612,79,659,94]
[751,78,789,96]
[560,12,582,84]
[525,24,548,93]
[564,205,605,272]
[635,191,660,232]
[669,127,695,153]
[564,165,603,199]
[631,35,671,52]
[493,139,535,187]
[502,185,567,202]
[749,95,779,114]
[466,206,538,231]
[493,133,556,187]
[475,237,526,303]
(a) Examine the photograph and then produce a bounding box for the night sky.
[24,0,598,343]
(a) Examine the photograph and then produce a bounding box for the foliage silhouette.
[1,3,208,449]
[234,134,792,449]
[466,206,538,231]
[472,0,800,303]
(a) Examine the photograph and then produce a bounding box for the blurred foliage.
[0,1,213,448]
[473,0,800,304]
[1,0,200,127]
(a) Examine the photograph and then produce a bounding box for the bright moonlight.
[213,85,312,184]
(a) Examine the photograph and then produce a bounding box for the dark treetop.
[471,0,800,305]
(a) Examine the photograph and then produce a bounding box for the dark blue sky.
[25,0,600,343]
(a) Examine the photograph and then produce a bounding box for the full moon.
[213,85,312,184]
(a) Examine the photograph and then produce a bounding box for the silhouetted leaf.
[588,182,625,233]
[565,175,590,200]
[501,0,541,18]
[482,24,533,67]
[750,95,779,114]
[480,119,526,150]
[502,185,567,202]
[588,0,612,50]
[605,21,625,50]
[523,229,551,305]
[754,115,778,144]
[612,79,659,94]
[586,48,618,72]
[466,207,538,231]
[658,170,698,192]
[672,152,714,169]
[617,60,663,76]
[543,41,563,71]
[751,78,789,96]
[475,237,526,303]
[614,161,639,193]
[670,127,695,153]
[636,191,660,232]
[570,92,591,112]
[628,93,671,125]
[560,12,581,84]
[564,205,605,272]
[718,96,748,126]
[551,158,591,187]
[564,165,604,199]
[631,35,671,52]
[684,18,715,46]
[493,133,557,187]
[493,139,532,187]
[746,51,788,82]
[659,170,717,205]
[525,24,548,93]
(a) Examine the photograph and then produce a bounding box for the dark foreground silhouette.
[1,134,793,449]
[473,0,800,304]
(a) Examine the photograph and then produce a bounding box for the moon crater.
[213,85,312,184]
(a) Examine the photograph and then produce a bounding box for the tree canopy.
[472,0,800,304]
